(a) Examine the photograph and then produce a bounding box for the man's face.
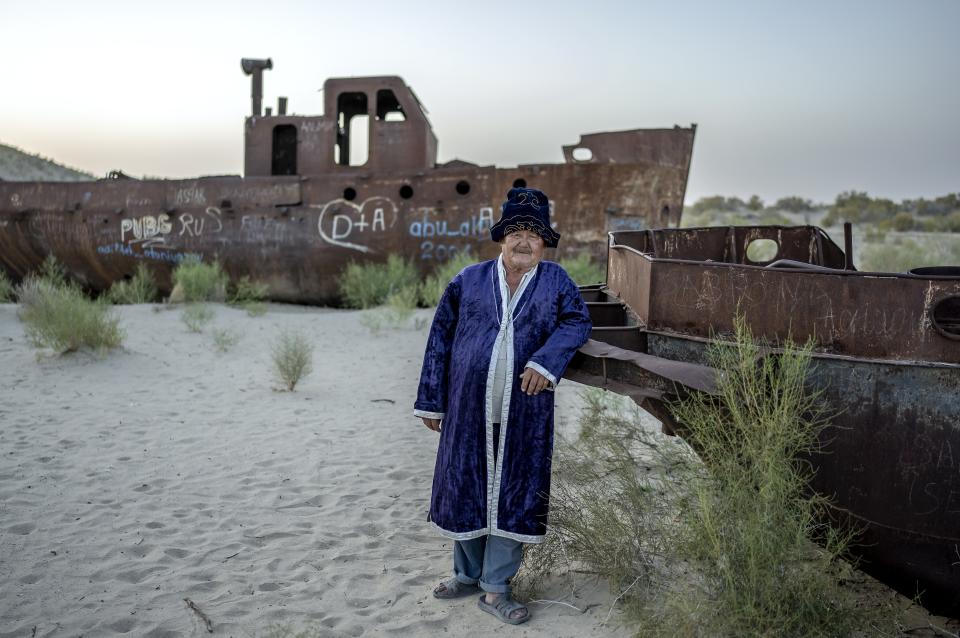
[500,229,545,273]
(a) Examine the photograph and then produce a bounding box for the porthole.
[745,238,778,263]
[343,187,357,201]
[455,180,470,195]
[572,147,593,161]
[512,178,527,188]
[931,296,960,340]
[399,184,414,199]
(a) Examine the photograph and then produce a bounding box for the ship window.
[572,147,593,161]
[931,296,960,340]
[335,92,369,167]
[512,178,527,188]
[271,124,298,176]
[456,180,470,195]
[745,238,778,263]
[399,184,414,199]
[376,89,406,122]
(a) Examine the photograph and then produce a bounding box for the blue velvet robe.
[414,256,592,543]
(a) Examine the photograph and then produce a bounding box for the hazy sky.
[1,0,957,204]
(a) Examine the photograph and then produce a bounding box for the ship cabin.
[244,74,437,178]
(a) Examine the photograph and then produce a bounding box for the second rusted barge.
[566,225,960,616]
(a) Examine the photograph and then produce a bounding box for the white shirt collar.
[496,254,538,317]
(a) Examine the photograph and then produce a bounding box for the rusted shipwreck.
[564,224,960,615]
[0,58,696,303]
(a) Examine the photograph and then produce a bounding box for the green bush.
[38,254,67,287]
[181,303,215,333]
[360,283,423,333]
[172,259,227,302]
[337,254,420,309]
[0,271,13,302]
[228,275,269,316]
[107,263,158,304]
[557,253,605,285]
[272,330,313,391]
[419,252,479,307]
[516,318,893,636]
[17,276,123,353]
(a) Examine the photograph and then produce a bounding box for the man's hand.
[421,417,442,432]
[520,368,551,396]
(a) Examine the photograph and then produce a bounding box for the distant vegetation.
[0,142,94,181]
[684,191,960,233]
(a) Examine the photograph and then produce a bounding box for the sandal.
[477,593,530,625]
[432,577,479,599]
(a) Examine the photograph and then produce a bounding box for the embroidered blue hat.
[490,187,560,248]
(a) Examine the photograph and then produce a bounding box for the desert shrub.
[107,263,158,304]
[337,255,420,309]
[0,271,13,301]
[272,329,313,391]
[228,276,268,316]
[211,327,240,353]
[172,259,227,302]
[181,303,214,333]
[419,252,479,307]
[558,253,605,285]
[517,318,894,637]
[38,254,67,287]
[17,276,123,353]
[359,283,423,333]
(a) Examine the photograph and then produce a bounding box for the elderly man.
[413,187,592,625]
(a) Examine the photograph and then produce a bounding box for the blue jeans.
[453,534,524,594]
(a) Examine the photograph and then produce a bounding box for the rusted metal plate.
[605,227,960,364]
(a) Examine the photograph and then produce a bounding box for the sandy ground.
[0,303,635,637]
[2,303,956,637]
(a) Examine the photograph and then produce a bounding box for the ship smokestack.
[240,57,273,116]
[278,97,287,116]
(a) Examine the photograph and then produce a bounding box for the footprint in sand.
[7,522,35,534]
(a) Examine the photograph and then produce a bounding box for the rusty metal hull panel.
[566,226,960,616]
[605,226,960,364]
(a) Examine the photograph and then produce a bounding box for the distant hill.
[0,143,95,181]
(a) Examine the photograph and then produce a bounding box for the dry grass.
[181,304,214,333]
[171,259,227,303]
[337,255,420,309]
[17,272,123,354]
[271,330,313,391]
[0,270,13,302]
[107,263,158,304]
[228,276,269,317]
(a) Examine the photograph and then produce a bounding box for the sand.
[0,303,634,637]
